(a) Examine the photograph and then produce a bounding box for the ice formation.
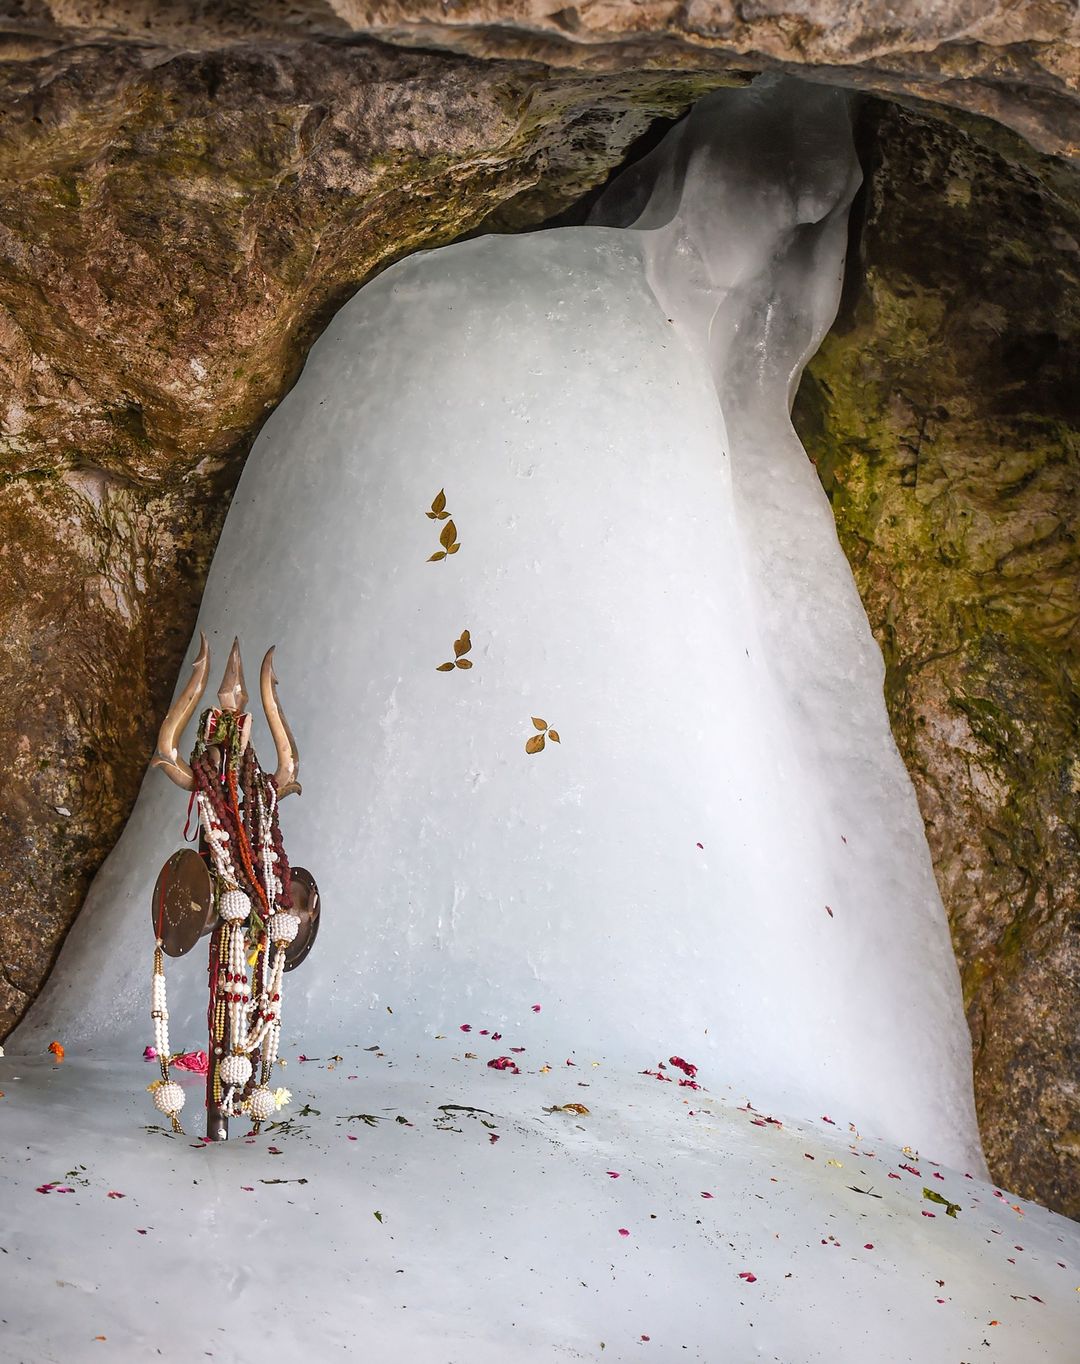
[4,78,1077,1361]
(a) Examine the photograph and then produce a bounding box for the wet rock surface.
[4,0,1076,157]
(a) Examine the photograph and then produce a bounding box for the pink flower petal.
[107,1191,126,1200]
[172,1050,209,1075]
[618,1228,630,1237]
[531,1005,542,1013]
[738,1272,757,1283]
[700,1192,714,1199]
[606,1171,621,1179]
[142,1046,157,1061]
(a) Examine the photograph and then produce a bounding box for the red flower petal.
[738,1272,757,1283]
[618,1228,630,1237]
[487,1056,520,1073]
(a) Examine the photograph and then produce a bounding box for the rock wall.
[793,100,1079,1216]
[0,4,1076,1212]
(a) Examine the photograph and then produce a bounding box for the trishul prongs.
[261,646,301,798]
[151,632,301,797]
[216,637,248,713]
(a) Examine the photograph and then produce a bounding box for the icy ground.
[3,76,1076,1361]
[2,1043,1077,1363]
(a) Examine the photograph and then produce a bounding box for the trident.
[148,633,319,1141]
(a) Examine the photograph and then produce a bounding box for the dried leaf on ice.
[922,1187,961,1217]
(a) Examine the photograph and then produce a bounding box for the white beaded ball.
[219,1053,253,1088]
[218,888,251,922]
[247,1086,276,1121]
[268,913,300,945]
[153,1082,185,1116]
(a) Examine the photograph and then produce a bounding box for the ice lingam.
[5,77,1077,1364]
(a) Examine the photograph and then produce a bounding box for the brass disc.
[151,849,215,958]
[284,867,321,971]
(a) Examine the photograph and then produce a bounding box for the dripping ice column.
[593,77,984,1166]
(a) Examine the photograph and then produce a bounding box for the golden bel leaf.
[455,659,473,670]
[548,730,560,743]
[562,1103,590,1115]
[431,489,447,515]
[454,631,471,657]
[526,734,546,754]
[436,662,455,672]
[428,551,446,562]
[531,718,547,731]
[447,543,461,554]
[437,512,450,521]
[440,519,457,550]
[426,511,437,520]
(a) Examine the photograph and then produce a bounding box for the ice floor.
[2,1041,1077,1363]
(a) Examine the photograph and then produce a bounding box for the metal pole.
[204,749,229,1142]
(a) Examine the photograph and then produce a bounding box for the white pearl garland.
[219,1053,253,1087]
[219,887,251,922]
[153,1081,185,1117]
[247,1086,276,1121]
[267,912,299,944]
[151,970,170,1059]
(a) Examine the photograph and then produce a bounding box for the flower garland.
[149,706,298,1135]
